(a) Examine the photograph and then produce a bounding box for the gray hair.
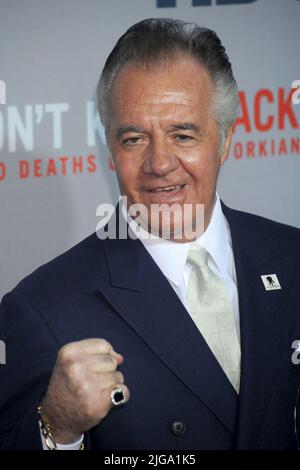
[97,18,240,153]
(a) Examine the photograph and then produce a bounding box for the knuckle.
[104,354,117,368]
[99,338,112,352]
[116,371,124,383]
[65,360,82,380]
[58,344,74,364]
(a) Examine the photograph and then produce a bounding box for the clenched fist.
[40,338,129,444]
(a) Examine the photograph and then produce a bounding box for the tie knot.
[187,245,209,269]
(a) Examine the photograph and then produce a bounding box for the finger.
[97,371,125,390]
[110,384,130,405]
[59,338,123,362]
[101,384,130,412]
[84,354,124,373]
[110,349,124,365]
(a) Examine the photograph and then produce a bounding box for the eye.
[122,136,143,146]
[174,134,194,142]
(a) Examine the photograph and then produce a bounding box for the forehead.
[110,56,214,124]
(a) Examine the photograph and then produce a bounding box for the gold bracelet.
[37,404,84,450]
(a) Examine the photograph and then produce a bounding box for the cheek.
[114,158,140,190]
[180,146,220,182]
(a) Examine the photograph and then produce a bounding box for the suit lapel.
[223,205,289,448]
[97,203,290,445]
[100,230,238,434]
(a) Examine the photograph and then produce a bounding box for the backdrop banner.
[0,0,299,298]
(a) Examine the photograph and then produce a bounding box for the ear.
[220,127,233,165]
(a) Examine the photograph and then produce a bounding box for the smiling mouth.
[147,183,187,193]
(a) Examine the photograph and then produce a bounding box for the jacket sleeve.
[0,290,59,450]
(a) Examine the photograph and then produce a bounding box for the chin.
[150,216,204,242]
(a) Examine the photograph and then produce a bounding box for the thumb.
[110,349,124,365]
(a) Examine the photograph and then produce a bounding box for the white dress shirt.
[138,193,240,341]
[41,192,240,450]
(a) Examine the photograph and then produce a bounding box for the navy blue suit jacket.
[0,204,300,450]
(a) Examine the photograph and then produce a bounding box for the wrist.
[38,402,84,448]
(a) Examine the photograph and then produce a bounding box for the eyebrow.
[167,123,200,133]
[115,122,201,141]
[116,126,146,141]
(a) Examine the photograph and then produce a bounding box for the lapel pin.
[261,274,281,291]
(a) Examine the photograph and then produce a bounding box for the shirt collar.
[120,193,230,286]
[198,194,230,278]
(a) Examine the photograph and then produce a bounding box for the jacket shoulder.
[12,232,106,304]
[222,203,300,257]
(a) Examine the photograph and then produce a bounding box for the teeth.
[152,185,183,192]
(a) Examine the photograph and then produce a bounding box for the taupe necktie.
[187,245,241,393]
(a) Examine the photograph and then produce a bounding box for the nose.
[142,138,179,176]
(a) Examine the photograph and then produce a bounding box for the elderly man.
[0,18,300,450]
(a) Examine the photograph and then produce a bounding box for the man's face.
[108,55,232,240]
